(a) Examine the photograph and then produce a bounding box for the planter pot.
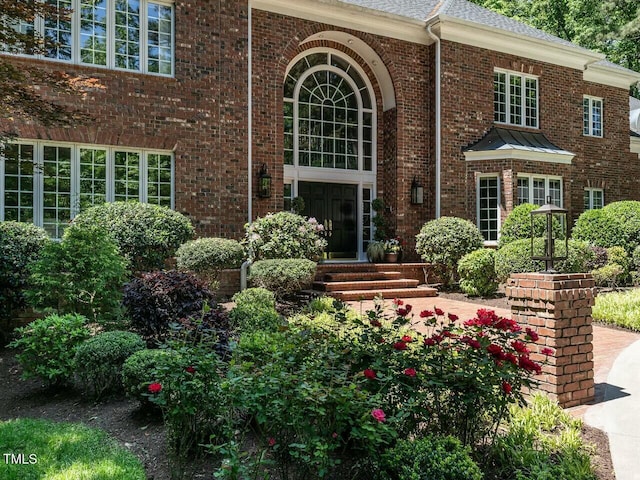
[384,253,399,263]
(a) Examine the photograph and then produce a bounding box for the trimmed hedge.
[573,201,640,254]
[230,287,281,332]
[122,349,183,403]
[498,203,564,247]
[457,248,498,297]
[71,201,194,272]
[249,259,317,297]
[176,237,245,280]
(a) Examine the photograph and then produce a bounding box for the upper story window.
[583,96,603,137]
[4,0,174,76]
[494,69,538,129]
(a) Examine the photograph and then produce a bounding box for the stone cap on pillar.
[506,273,595,291]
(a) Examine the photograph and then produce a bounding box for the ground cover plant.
[0,418,145,480]
[592,289,640,331]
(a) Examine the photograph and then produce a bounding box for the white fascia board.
[252,0,429,45]
[630,137,640,155]
[464,148,574,164]
[436,16,604,70]
[584,64,640,89]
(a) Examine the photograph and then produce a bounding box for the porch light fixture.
[531,196,568,273]
[410,177,424,205]
[257,163,272,198]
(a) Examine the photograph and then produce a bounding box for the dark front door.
[298,181,358,259]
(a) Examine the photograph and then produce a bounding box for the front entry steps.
[313,263,438,301]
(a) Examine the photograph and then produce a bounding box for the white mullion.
[72,0,80,63]
[106,147,115,202]
[140,0,148,74]
[108,0,116,70]
[71,145,80,218]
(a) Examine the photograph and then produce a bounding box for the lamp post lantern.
[531,196,568,273]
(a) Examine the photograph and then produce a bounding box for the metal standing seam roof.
[463,127,575,156]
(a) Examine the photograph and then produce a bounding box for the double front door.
[298,181,358,260]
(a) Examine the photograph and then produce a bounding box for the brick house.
[1,0,639,260]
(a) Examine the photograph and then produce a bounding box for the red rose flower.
[363,368,377,379]
[434,307,445,316]
[420,310,434,318]
[370,319,382,327]
[519,355,542,374]
[371,408,386,423]
[442,330,457,339]
[461,336,481,349]
[401,335,413,343]
[185,366,196,374]
[505,352,518,365]
[525,327,540,342]
[487,344,504,359]
[393,299,404,306]
[541,347,555,356]
[405,305,412,314]
[393,341,408,351]
[397,308,408,316]
[502,381,513,395]
[403,368,417,377]
[511,340,529,354]
[268,437,276,447]
[148,382,162,394]
[424,337,436,347]
[447,313,459,321]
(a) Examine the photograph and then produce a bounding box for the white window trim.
[584,187,604,210]
[583,95,603,138]
[3,0,175,77]
[476,174,501,246]
[494,68,539,129]
[1,140,175,233]
[516,174,563,206]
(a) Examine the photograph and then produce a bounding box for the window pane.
[593,189,603,209]
[147,153,172,207]
[3,144,35,223]
[115,0,141,71]
[517,177,529,205]
[509,75,522,125]
[478,177,499,241]
[592,99,602,137]
[80,0,108,66]
[525,78,537,128]
[583,98,590,136]
[114,151,140,201]
[42,146,72,238]
[147,2,173,74]
[533,178,545,206]
[548,179,561,207]
[44,0,72,60]
[79,148,107,211]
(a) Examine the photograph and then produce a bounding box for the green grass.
[0,418,145,480]
[592,289,640,331]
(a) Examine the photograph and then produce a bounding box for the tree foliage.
[470,0,640,93]
[0,1,101,140]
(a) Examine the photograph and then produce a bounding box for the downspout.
[241,0,253,290]
[426,23,441,218]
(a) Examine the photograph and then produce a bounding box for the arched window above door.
[283,51,375,172]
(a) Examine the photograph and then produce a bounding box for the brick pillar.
[505,273,596,408]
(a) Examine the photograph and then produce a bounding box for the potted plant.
[366,240,385,263]
[383,238,402,263]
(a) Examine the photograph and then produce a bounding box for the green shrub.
[633,245,640,270]
[591,263,625,288]
[593,289,640,330]
[74,331,146,398]
[24,225,127,323]
[176,237,245,283]
[8,313,91,386]
[495,238,593,282]
[249,258,317,297]
[244,211,327,261]
[229,288,281,332]
[378,436,482,480]
[0,221,50,319]
[573,201,640,254]
[415,217,484,285]
[491,394,596,480]
[607,246,630,271]
[71,201,194,272]
[122,349,182,403]
[499,203,564,247]
[457,248,498,297]
[0,418,145,480]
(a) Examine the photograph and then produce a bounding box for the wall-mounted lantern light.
[531,196,568,273]
[258,163,272,198]
[410,177,424,205]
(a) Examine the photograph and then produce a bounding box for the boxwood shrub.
[176,237,245,282]
[71,201,194,272]
[230,287,281,332]
[122,348,183,404]
[74,331,146,398]
[498,203,564,247]
[0,221,49,319]
[457,248,498,297]
[573,201,640,254]
[249,259,317,297]
[415,217,484,285]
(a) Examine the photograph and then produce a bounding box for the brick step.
[320,271,403,282]
[329,286,438,301]
[313,278,420,292]
[316,263,381,274]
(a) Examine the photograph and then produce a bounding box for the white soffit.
[252,0,430,45]
[584,63,640,89]
[464,149,574,164]
[631,137,640,155]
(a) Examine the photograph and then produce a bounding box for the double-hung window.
[516,175,562,207]
[1,141,174,238]
[584,188,604,210]
[4,0,174,76]
[477,176,500,242]
[583,96,603,137]
[494,69,538,128]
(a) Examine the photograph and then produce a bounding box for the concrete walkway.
[348,295,640,480]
